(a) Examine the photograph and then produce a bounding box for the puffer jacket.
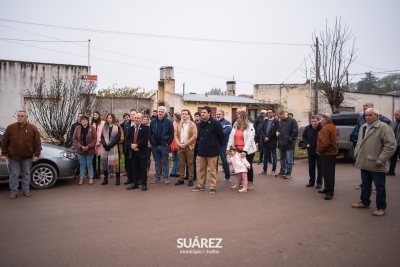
[354,120,396,172]
[227,122,257,155]
[227,153,250,174]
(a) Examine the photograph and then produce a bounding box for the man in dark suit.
[126,113,150,191]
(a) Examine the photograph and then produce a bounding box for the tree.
[375,73,400,94]
[357,72,378,93]
[206,88,224,95]
[308,17,357,114]
[25,75,98,147]
[97,86,154,98]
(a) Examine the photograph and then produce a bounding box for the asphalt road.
[0,158,399,267]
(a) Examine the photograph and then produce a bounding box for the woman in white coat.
[227,111,257,189]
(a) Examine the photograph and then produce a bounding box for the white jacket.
[227,153,250,174]
[227,123,257,155]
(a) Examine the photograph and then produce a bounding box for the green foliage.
[97,86,154,98]
[206,87,224,95]
[357,72,378,93]
[375,73,400,93]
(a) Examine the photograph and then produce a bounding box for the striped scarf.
[100,125,120,173]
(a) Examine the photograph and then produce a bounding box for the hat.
[260,110,267,114]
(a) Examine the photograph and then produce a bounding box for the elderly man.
[387,110,400,176]
[275,110,298,179]
[149,106,174,184]
[1,111,42,199]
[126,113,150,191]
[352,108,396,216]
[316,114,338,200]
[174,109,198,187]
[216,109,232,182]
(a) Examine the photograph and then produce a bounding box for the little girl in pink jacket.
[227,147,251,193]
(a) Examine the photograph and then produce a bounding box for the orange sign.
[80,75,98,88]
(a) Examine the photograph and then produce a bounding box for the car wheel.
[30,163,58,189]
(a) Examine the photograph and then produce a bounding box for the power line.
[353,61,393,71]
[0,18,311,46]
[0,37,87,43]
[351,70,400,76]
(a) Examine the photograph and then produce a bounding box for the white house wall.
[0,60,89,127]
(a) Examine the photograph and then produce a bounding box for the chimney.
[226,81,236,96]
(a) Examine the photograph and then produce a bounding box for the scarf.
[100,125,120,173]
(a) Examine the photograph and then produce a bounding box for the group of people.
[1,102,398,217]
[301,101,398,216]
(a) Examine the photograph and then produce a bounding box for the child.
[227,147,251,193]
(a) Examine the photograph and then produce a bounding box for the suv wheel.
[30,163,58,189]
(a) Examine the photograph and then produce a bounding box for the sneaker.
[372,209,386,216]
[209,189,216,195]
[238,188,247,193]
[259,171,267,175]
[192,186,204,192]
[150,179,161,184]
[284,173,292,179]
[247,181,253,190]
[270,171,275,176]
[257,160,262,165]
[226,178,232,183]
[165,180,170,185]
[9,194,17,199]
[355,184,361,189]
[269,161,273,165]
[351,202,370,208]
[275,172,285,178]
[231,184,239,190]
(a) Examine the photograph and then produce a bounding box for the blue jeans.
[360,169,386,210]
[9,158,32,194]
[279,149,293,174]
[151,145,170,180]
[262,146,277,172]
[77,153,94,179]
[219,147,230,180]
[170,150,180,175]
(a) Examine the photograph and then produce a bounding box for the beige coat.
[354,120,396,172]
[174,120,198,149]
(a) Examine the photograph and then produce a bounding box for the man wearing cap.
[1,110,42,199]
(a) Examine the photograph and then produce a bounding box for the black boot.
[101,171,108,185]
[115,172,120,186]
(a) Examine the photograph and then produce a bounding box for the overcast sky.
[1,0,399,95]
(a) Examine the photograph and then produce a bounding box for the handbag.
[170,138,178,151]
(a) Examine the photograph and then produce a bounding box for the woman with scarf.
[91,111,105,179]
[100,113,121,185]
[73,115,97,185]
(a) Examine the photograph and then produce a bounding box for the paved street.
[1,158,399,266]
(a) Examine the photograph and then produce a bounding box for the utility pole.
[346,70,349,90]
[88,39,91,74]
[314,37,319,115]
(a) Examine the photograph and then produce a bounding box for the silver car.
[0,126,79,189]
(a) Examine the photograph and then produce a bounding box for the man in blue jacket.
[192,106,224,195]
[216,110,232,182]
[302,115,323,189]
[149,106,174,185]
[276,110,299,179]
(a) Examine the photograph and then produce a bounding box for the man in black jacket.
[302,115,323,189]
[276,110,299,179]
[259,108,279,176]
[126,113,150,191]
[192,106,224,195]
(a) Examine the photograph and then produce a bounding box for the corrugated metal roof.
[180,93,266,104]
